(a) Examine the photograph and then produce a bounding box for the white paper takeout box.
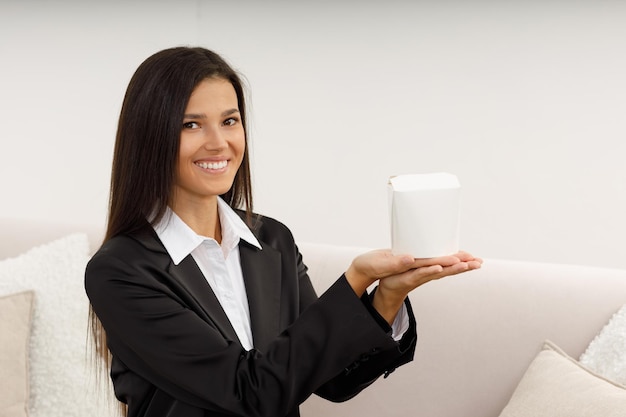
[388,173,461,258]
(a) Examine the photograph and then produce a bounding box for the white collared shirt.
[153,198,261,351]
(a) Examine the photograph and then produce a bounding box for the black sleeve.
[314,288,417,402]
[290,240,417,403]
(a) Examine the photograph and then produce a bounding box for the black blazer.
[85,213,417,417]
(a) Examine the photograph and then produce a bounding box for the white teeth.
[196,161,227,170]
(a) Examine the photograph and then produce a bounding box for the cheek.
[178,138,195,161]
[234,132,246,159]
[175,145,194,184]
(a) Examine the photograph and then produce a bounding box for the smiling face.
[172,77,246,211]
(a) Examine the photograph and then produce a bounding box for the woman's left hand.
[373,251,482,324]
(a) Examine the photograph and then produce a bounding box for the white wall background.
[1,0,625,268]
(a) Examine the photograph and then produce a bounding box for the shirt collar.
[152,198,261,265]
[217,197,261,252]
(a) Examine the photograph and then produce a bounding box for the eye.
[223,117,239,127]
[183,121,199,129]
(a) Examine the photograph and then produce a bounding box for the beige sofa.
[1,218,626,417]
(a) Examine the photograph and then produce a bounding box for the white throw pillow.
[580,304,626,386]
[0,234,117,417]
[498,340,626,417]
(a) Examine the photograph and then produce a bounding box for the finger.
[432,260,485,280]
[467,260,483,269]
[454,251,481,262]
[412,264,452,286]
[411,255,461,268]
[365,251,418,278]
[382,253,419,274]
[456,253,484,267]
[387,259,481,293]
[413,262,468,283]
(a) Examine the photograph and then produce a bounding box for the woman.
[85,46,481,417]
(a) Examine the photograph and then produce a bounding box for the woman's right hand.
[345,250,482,325]
[344,250,464,297]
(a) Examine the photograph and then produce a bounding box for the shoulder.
[85,229,168,284]
[94,234,145,256]
[236,210,297,250]
[237,210,294,239]
[91,228,163,262]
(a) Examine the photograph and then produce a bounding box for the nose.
[202,127,227,151]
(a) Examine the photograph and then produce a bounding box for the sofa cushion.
[498,340,626,417]
[0,291,33,417]
[0,234,116,417]
[580,304,626,386]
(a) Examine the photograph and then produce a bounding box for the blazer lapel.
[132,220,283,352]
[133,226,240,345]
[239,240,282,352]
[167,257,240,344]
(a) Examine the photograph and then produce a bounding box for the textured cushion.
[0,234,116,417]
[499,340,626,417]
[580,304,626,386]
[0,291,33,417]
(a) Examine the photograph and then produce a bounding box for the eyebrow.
[183,108,240,119]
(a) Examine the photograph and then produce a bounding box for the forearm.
[371,285,406,325]
[315,294,417,402]
[344,264,373,297]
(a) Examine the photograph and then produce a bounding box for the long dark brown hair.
[88,46,253,412]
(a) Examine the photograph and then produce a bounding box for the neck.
[171,196,222,243]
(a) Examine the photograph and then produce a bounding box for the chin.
[212,182,236,197]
